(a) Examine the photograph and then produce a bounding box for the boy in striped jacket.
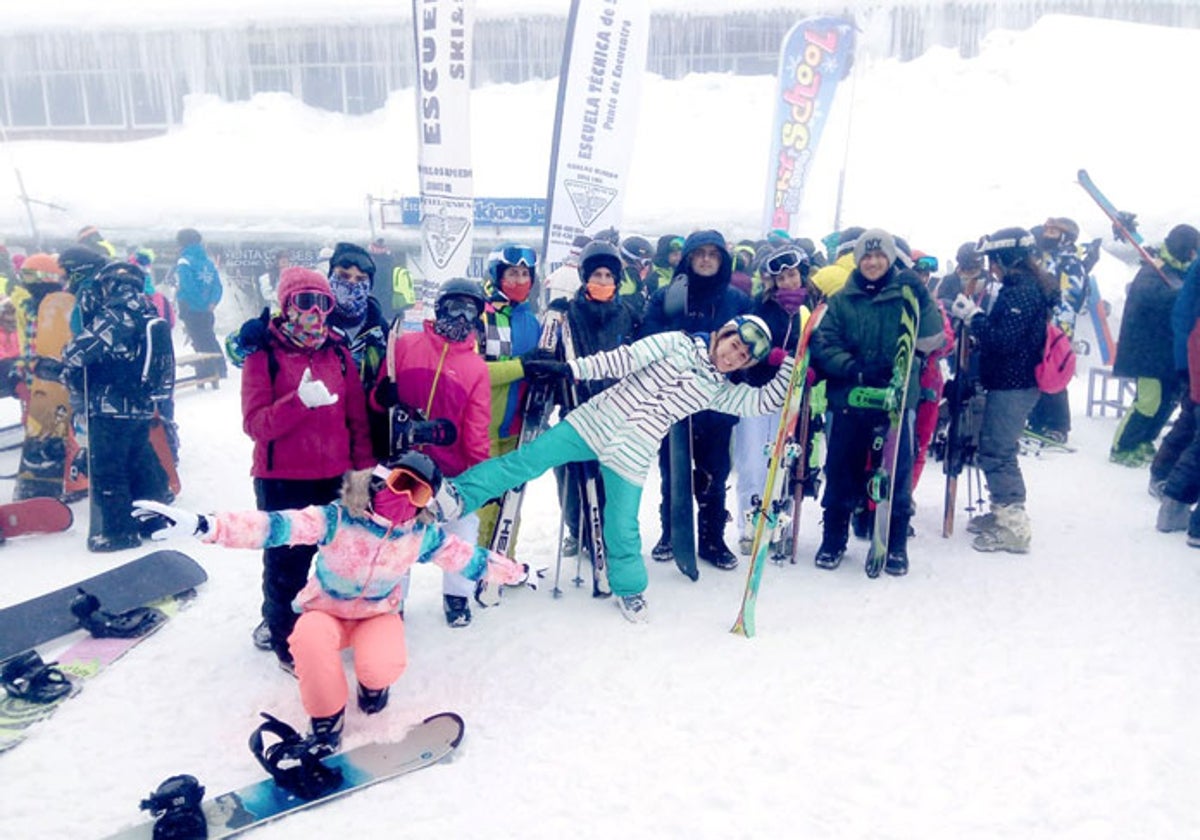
[436,315,792,623]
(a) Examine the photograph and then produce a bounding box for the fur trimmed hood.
[340,468,374,519]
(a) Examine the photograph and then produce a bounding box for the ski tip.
[421,711,466,747]
[1077,168,1088,180]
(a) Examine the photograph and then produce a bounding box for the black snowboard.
[667,420,698,580]
[0,550,207,660]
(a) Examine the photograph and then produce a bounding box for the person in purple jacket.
[241,266,375,670]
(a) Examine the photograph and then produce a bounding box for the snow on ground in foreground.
[1,355,1197,839]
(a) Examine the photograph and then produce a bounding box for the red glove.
[806,367,818,387]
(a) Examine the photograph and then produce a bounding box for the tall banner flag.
[413,0,474,287]
[543,0,650,274]
[763,17,855,237]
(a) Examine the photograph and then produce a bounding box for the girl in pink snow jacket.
[133,451,528,755]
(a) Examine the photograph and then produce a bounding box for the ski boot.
[139,774,207,840]
[966,511,997,534]
[250,712,343,799]
[971,504,1031,554]
[0,651,73,703]
[443,595,472,628]
[561,534,579,556]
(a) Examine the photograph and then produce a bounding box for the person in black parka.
[641,229,752,570]
[1110,224,1198,466]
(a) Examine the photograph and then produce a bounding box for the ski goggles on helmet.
[914,255,939,273]
[764,248,807,276]
[733,316,772,362]
[290,291,335,314]
[498,245,537,269]
[439,295,481,321]
[378,466,435,507]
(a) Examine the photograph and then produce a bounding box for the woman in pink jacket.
[134,452,528,755]
[372,278,492,627]
[241,267,375,669]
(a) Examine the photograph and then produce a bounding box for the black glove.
[31,356,66,382]
[1082,238,1102,272]
[523,359,572,382]
[239,308,271,355]
[855,359,893,387]
[374,379,400,409]
[1113,211,1139,243]
[520,346,557,364]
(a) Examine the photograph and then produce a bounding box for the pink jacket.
[204,504,525,620]
[241,325,375,479]
[377,321,491,478]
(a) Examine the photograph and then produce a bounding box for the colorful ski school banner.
[763,17,856,237]
[412,0,474,286]
[542,0,650,274]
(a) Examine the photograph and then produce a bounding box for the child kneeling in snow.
[133,451,528,755]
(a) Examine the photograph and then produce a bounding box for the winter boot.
[561,534,579,556]
[884,515,911,576]
[308,708,345,758]
[616,593,649,624]
[650,534,673,563]
[884,548,909,577]
[1156,498,1191,533]
[251,619,273,652]
[443,595,472,628]
[972,504,1031,554]
[966,511,997,534]
[357,682,390,715]
[815,509,850,570]
[698,534,738,570]
[1149,477,1167,501]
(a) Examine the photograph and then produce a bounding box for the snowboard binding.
[139,773,207,840]
[249,713,343,801]
[70,589,165,639]
[0,650,73,703]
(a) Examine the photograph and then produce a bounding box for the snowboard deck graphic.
[0,550,207,660]
[103,712,465,839]
[0,592,194,753]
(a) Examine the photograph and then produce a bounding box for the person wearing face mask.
[811,229,946,576]
[240,267,375,670]
[325,242,392,459]
[132,451,528,757]
[370,279,493,628]
[642,229,752,571]
[732,242,814,556]
[476,243,544,557]
[551,240,640,563]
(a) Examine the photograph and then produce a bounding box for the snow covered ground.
[2,12,1199,840]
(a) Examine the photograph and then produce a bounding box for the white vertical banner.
[413,0,474,287]
[542,0,650,274]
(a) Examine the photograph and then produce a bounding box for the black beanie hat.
[329,242,377,283]
[1165,224,1200,263]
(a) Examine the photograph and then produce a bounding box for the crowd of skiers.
[9,210,1198,759]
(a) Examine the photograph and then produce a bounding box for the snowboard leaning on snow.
[104,712,465,839]
[0,591,195,753]
[0,549,207,661]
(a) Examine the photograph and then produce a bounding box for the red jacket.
[379,321,491,478]
[242,323,375,479]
